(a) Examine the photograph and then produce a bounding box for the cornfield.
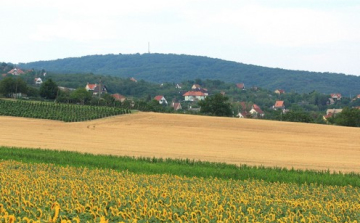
[0,100,130,122]
[1,160,359,222]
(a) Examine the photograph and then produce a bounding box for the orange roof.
[252,104,264,114]
[7,68,25,75]
[324,112,334,119]
[112,93,126,101]
[154,95,164,101]
[331,93,341,98]
[274,101,284,107]
[172,103,182,110]
[86,83,97,90]
[183,91,206,96]
[236,83,244,89]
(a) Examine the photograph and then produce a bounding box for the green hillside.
[19,53,360,95]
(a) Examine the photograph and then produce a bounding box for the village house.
[172,102,182,111]
[154,95,168,105]
[236,111,248,118]
[330,93,342,101]
[34,77,43,85]
[274,89,285,95]
[175,84,182,89]
[235,102,251,118]
[236,83,245,90]
[85,83,108,96]
[130,77,137,82]
[183,91,207,101]
[191,84,201,90]
[8,68,25,76]
[249,104,265,118]
[323,108,343,122]
[273,100,285,110]
[112,93,126,102]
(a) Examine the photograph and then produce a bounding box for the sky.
[1,0,360,75]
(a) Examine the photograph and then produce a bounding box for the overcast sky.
[1,0,360,75]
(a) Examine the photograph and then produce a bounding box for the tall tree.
[198,93,233,117]
[40,79,58,99]
[330,107,360,127]
[0,77,27,97]
[70,88,92,105]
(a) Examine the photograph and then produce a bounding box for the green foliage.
[282,110,315,123]
[69,88,92,105]
[0,77,28,97]
[1,146,360,187]
[39,79,58,99]
[329,107,360,127]
[198,93,233,117]
[0,99,130,122]
[18,53,360,95]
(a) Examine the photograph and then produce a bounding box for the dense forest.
[18,53,360,96]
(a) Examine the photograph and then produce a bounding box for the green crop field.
[0,99,130,122]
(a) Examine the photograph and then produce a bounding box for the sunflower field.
[0,100,130,122]
[1,160,359,222]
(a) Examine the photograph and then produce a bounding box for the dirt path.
[1,112,360,173]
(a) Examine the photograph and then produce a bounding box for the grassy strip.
[1,146,360,187]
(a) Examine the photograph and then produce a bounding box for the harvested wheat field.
[1,112,360,173]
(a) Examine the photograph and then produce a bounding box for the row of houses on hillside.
[235,100,288,119]
[85,82,128,103]
[236,102,265,118]
[153,95,182,110]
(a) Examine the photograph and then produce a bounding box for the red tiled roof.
[172,103,182,110]
[324,112,334,119]
[86,83,97,90]
[154,95,164,101]
[331,93,342,98]
[7,68,25,75]
[274,101,284,107]
[112,93,126,101]
[236,83,244,89]
[183,91,206,96]
[253,104,264,114]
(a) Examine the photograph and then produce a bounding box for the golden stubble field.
[1,112,360,173]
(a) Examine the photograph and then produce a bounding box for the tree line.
[1,70,360,127]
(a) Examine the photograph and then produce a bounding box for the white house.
[34,77,43,85]
[249,104,265,118]
[154,95,168,105]
[183,91,207,101]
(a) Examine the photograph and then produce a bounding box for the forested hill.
[19,53,360,95]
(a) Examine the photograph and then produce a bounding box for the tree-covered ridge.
[18,53,360,95]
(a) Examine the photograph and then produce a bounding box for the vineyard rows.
[1,161,359,222]
[0,100,130,122]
